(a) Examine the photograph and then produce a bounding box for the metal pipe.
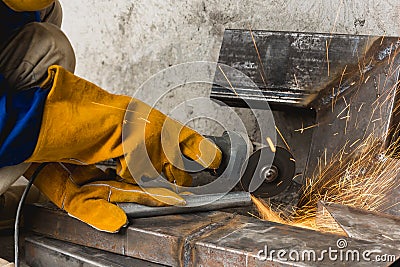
[118,191,251,218]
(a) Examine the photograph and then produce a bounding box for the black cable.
[14,163,49,267]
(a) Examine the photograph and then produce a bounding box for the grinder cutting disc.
[239,147,295,197]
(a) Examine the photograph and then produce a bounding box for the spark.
[382,47,399,92]
[329,0,344,44]
[218,65,238,96]
[325,0,344,77]
[344,107,350,135]
[340,115,350,120]
[251,134,399,235]
[336,104,350,118]
[294,74,300,88]
[91,102,151,123]
[331,87,335,112]
[339,65,348,85]
[381,235,394,241]
[349,139,360,148]
[124,118,151,124]
[266,137,276,153]
[388,42,393,65]
[275,126,291,150]
[249,28,268,86]
[92,102,134,113]
[377,75,382,97]
[380,34,386,45]
[332,65,348,112]
[295,122,319,133]
[362,103,378,140]
[292,174,301,181]
[358,103,364,112]
[326,40,330,77]
[342,96,348,107]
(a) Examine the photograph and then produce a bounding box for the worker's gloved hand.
[24,163,186,233]
[26,65,222,187]
[117,97,222,187]
[3,0,55,11]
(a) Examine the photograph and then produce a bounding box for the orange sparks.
[326,40,330,77]
[91,102,150,123]
[275,126,291,151]
[266,137,276,153]
[249,27,268,86]
[294,122,319,133]
[218,65,238,96]
[252,134,399,235]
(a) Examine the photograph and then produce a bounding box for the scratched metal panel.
[26,204,400,267]
[317,202,400,250]
[25,203,234,267]
[25,235,164,267]
[192,214,400,266]
[211,29,379,108]
[304,39,400,180]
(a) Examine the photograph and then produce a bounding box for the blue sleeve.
[0,75,49,167]
[0,3,45,167]
[0,1,41,46]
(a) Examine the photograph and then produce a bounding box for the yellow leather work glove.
[24,163,186,233]
[26,65,222,187]
[3,0,55,11]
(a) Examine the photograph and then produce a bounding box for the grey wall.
[59,0,400,142]
[60,0,400,94]
[58,0,400,182]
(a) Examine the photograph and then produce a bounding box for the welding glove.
[24,163,186,233]
[25,65,221,187]
[2,0,55,11]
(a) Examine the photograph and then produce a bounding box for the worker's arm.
[2,0,54,11]
[26,65,222,187]
[21,65,221,233]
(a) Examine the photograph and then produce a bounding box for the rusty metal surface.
[304,39,400,183]
[24,203,127,255]
[318,202,400,250]
[210,30,400,190]
[124,210,234,266]
[211,30,400,188]
[211,29,380,108]
[192,215,399,266]
[25,203,234,266]
[25,203,400,266]
[316,201,348,236]
[25,235,164,267]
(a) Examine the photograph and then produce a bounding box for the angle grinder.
[117,130,295,218]
[204,131,295,198]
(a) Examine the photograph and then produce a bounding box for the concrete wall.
[60,0,400,93]
[59,0,400,139]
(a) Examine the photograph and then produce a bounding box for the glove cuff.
[3,0,55,11]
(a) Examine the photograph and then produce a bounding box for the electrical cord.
[14,163,49,267]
